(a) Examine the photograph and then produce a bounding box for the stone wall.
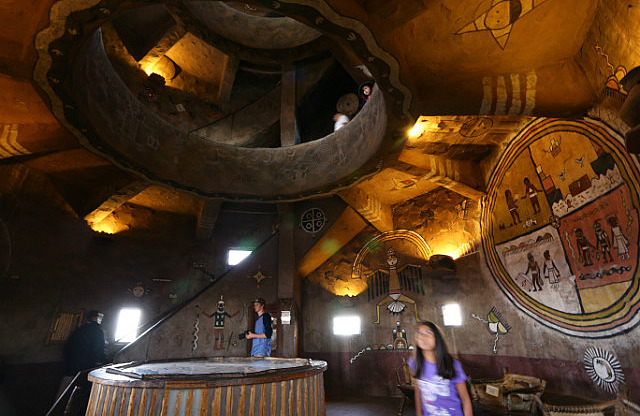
[299,119,640,402]
[0,182,278,415]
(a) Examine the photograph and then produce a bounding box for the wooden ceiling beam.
[338,187,394,232]
[195,199,222,241]
[394,156,486,200]
[84,180,149,225]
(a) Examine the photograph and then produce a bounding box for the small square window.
[115,308,141,343]
[333,315,361,336]
[281,311,291,325]
[441,303,462,326]
[227,249,252,265]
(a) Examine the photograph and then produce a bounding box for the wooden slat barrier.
[87,359,327,416]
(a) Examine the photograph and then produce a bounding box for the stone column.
[277,203,298,357]
[280,63,297,147]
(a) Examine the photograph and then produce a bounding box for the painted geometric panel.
[482,118,640,337]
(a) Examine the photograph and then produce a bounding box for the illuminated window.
[441,303,462,326]
[115,308,141,343]
[333,315,361,336]
[227,249,252,265]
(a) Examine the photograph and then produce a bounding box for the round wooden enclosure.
[86,357,327,416]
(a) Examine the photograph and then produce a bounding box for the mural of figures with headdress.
[483,118,640,336]
[593,220,614,263]
[523,177,541,215]
[505,189,521,225]
[542,250,560,287]
[205,295,239,350]
[608,215,630,260]
[370,248,424,324]
[574,228,595,267]
[500,227,580,313]
[523,252,543,292]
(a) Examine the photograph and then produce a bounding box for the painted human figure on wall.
[523,177,541,215]
[575,228,595,266]
[593,220,613,263]
[523,252,543,291]
[542,250,560,286]
[505,189,521,225]
[486,119,640,337]
[373,248,422,324]
[607,216,630,260]
[206,296,238,350]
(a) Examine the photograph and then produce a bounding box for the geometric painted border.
[481,118,640,337]
[351,229,431,280]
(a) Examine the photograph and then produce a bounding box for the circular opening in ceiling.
[34,1,408,201]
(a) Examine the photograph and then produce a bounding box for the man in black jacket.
[57,309,107,404]
[63,310,107,375]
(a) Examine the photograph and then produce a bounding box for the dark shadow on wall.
[296,60,359,143]
[1,361,62,416]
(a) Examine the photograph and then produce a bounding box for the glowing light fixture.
[408,121,425,138]
[89,222,116,234]
[144,56,177,80]
[227,249,252,265]
[333,315,361,336]
[87,217,128,235]
[115,308,141,343]
[441,303,462,326]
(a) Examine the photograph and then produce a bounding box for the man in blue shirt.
[246,298,272,357]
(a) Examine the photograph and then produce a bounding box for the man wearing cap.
[246,298,272,357]
[58,310,108,401]
[63,310,107,375]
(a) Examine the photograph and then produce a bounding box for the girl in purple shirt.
[410,322,473,416]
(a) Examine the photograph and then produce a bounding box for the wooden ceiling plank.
[195,199,222,241]
[84,181,149,225]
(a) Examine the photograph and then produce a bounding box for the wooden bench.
[395,358,415,416]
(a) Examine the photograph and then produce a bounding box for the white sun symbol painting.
[583,347,625,394]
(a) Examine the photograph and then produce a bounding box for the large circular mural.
[482,118,640,337]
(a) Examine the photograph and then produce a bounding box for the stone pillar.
[280,63,297,147]
[277,203,298,357]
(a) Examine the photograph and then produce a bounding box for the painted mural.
[583,347,625,394]
[351,230,431,324]
[594,45,628,101]
[456,0,549,49]
[472,307,511,353]
[482,118,640,337]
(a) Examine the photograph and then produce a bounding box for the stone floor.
[326,395,415,416]
[325,391,613,415]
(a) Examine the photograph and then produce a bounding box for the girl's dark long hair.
[414,321,456,380]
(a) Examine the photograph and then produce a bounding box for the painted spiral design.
[349,348,366,364]
[192,310,200,353]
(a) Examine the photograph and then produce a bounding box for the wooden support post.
[280,63,297,147]
[277,203,297,357]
